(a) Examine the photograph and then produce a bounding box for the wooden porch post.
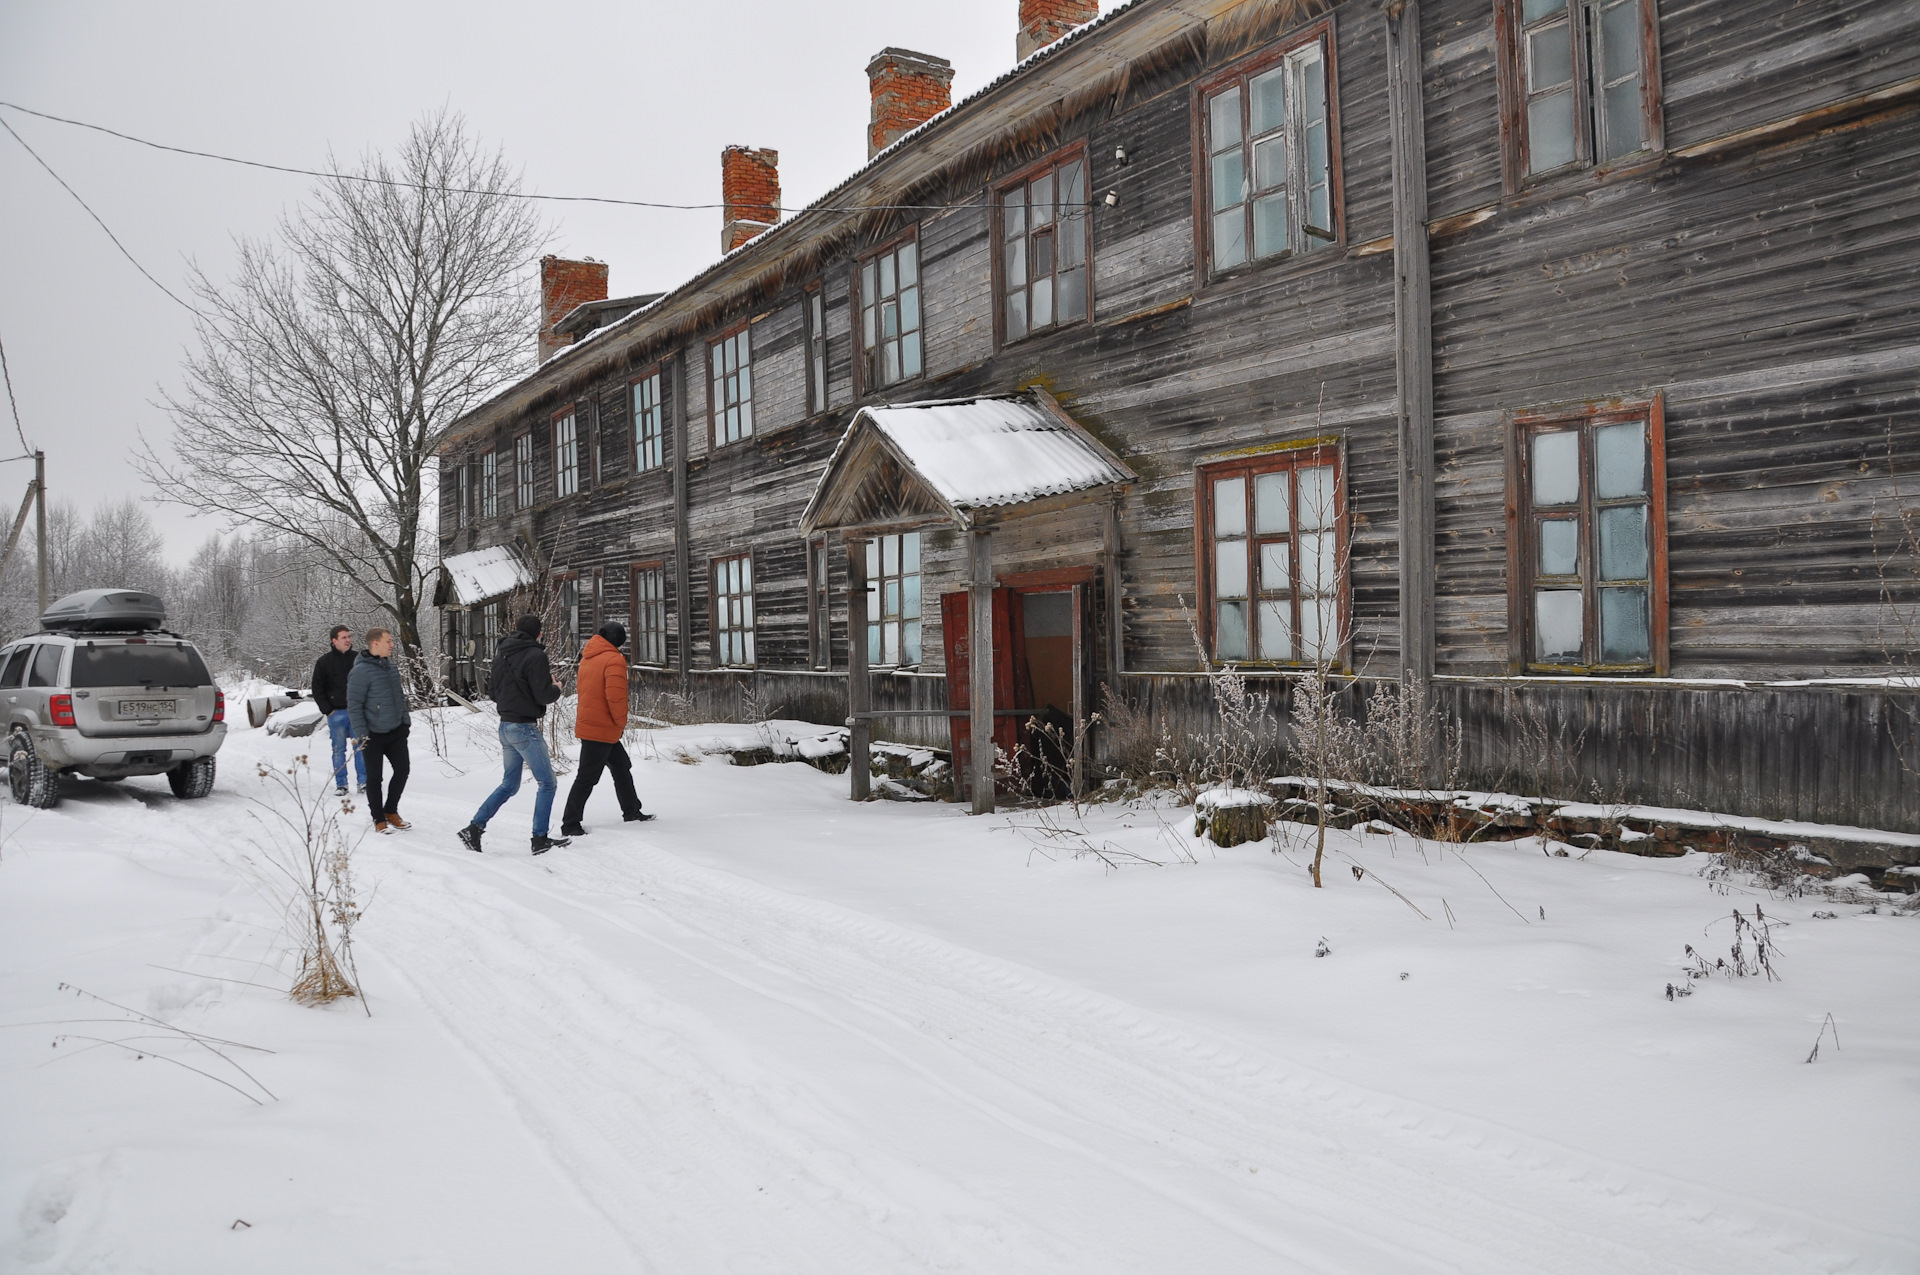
[968,528,995,815]
[846,535,871,800]
[1071,581,1085,800]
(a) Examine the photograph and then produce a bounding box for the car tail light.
[213,691,226,723]
[50,694,76,728]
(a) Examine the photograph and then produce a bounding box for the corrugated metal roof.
[441,543,534,605]
[863,395,1133,510]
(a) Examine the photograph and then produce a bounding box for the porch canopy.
[800,389,1134,812]
[437,543,535,607]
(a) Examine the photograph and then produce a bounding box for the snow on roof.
[442,544,534,606]
[862,395,1133,511]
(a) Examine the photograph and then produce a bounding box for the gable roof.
[799,389,1135,536]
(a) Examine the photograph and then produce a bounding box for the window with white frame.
[515,433,534,510]
[455,462,472,528]
[807,289,828,415]
[712,554,755,666]
[1202,33,1335,273]
[808,538,831,669]
[865,532,921,667]
[632,562,667,666]
[480,450,498,519]
[1200,449,1343,664]
[1000,153,1089,342]
[1511,0,1655,177]
[710,328,754,446]
[632,372,663,473]
[861,237,921,388]
[553,413,579,498]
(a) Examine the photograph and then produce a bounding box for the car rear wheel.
[7,729,59,809]
[167,755,216,799]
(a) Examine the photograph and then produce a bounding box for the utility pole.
[34,450,46,615]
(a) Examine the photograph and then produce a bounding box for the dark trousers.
[363,725,411,822]
[561,739,641,829]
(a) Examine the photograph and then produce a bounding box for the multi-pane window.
[632,563,667,666]
[808,538,832,669]
[1517,408,1662,670]
[1001,154,1088,342]
[553,413,579,498]
[713,554,755,667]
[515,433,534,510]
[632,373,663,473]
[1203,35,1334,273]
[865,532,922,667]
[1515,0,1653,176]
[861,238,921,388]
[807,290,828,415]
[555,574,580,651]
[1201,450,1342,664]
[455,462,472,528]
[480,450,498,520]
[710,328,754,446]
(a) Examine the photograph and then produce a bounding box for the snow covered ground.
[2,702,1916,1273]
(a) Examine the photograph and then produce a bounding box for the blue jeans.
[328,710,366,790]
[471,722,558,838]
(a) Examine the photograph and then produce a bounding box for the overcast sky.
[0,1,1108,564]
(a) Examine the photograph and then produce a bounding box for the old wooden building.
[437,0,1920,832]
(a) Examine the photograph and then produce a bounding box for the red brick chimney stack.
[721,146,781,254]
[1018,0,1100,61]
[538,256,610,363]
[865,48,955,159]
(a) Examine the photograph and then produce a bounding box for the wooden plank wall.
[434,0,1920,827]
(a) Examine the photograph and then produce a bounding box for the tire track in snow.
[491,840,1903,1275]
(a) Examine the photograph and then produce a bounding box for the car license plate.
[119,700,174,718]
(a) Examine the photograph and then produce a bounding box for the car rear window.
[29,644,64,686]
[0,646,29,689]
[70,644,213,688]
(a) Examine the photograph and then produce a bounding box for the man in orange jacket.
[559,622,653,836]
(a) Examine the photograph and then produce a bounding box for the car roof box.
[40,589,167,633]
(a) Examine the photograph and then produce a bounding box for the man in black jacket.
[311,625,365,797]
[459,614,571,856]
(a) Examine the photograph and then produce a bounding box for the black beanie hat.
[515,614,543,638]
[598,621,627,648]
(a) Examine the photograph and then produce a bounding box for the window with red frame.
[999,151,1089,342]
[1198,448,1344,664]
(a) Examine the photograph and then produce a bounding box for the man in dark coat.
[311,625,365,797]
[347,627,412,833]
[460,614,569,855]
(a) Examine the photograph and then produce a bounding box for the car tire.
[7,729,60,809]
[167,755,216,800]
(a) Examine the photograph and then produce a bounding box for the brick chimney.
[539,256,610,362]
[1018,0,1099,61]
[721,146,781,254]
[865,48,954,159]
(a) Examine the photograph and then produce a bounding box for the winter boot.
[531,834,572,856]
[373,819,391,834]
[624,811,656,823]
[560,823,589,837]
[458,824,484,853]
[385,814,412,831]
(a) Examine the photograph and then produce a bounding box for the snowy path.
[4,715,1915,1272]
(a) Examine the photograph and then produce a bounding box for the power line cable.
[0,115,200,315]
[0,100,1097,214]
[0,333,30,453]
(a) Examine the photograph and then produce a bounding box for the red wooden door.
[941,588,1028,794]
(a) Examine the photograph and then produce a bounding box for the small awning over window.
[438,543,535,606]
[799,389,1134,537]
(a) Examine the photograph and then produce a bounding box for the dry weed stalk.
[237,755,368,1011]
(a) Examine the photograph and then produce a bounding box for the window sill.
[1504,149,1665,209]
[1195,242,1348,299]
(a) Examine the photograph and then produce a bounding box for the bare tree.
[140,110,545,664]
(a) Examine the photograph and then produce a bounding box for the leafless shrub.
[1667,906,1782,999]
[1353,673,1466,839]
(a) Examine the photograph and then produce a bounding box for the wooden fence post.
[969,529,996,815]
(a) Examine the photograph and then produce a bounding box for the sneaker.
[373,819,391,834]
[385,814,412,831]
[624,811,656,823]
[560,824,588,837]
[530,834,572,856]
[458,824,484,853]
[356,784,366,794]
[335,786,348,797]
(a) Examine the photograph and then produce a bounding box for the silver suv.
[3,590,227,808]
